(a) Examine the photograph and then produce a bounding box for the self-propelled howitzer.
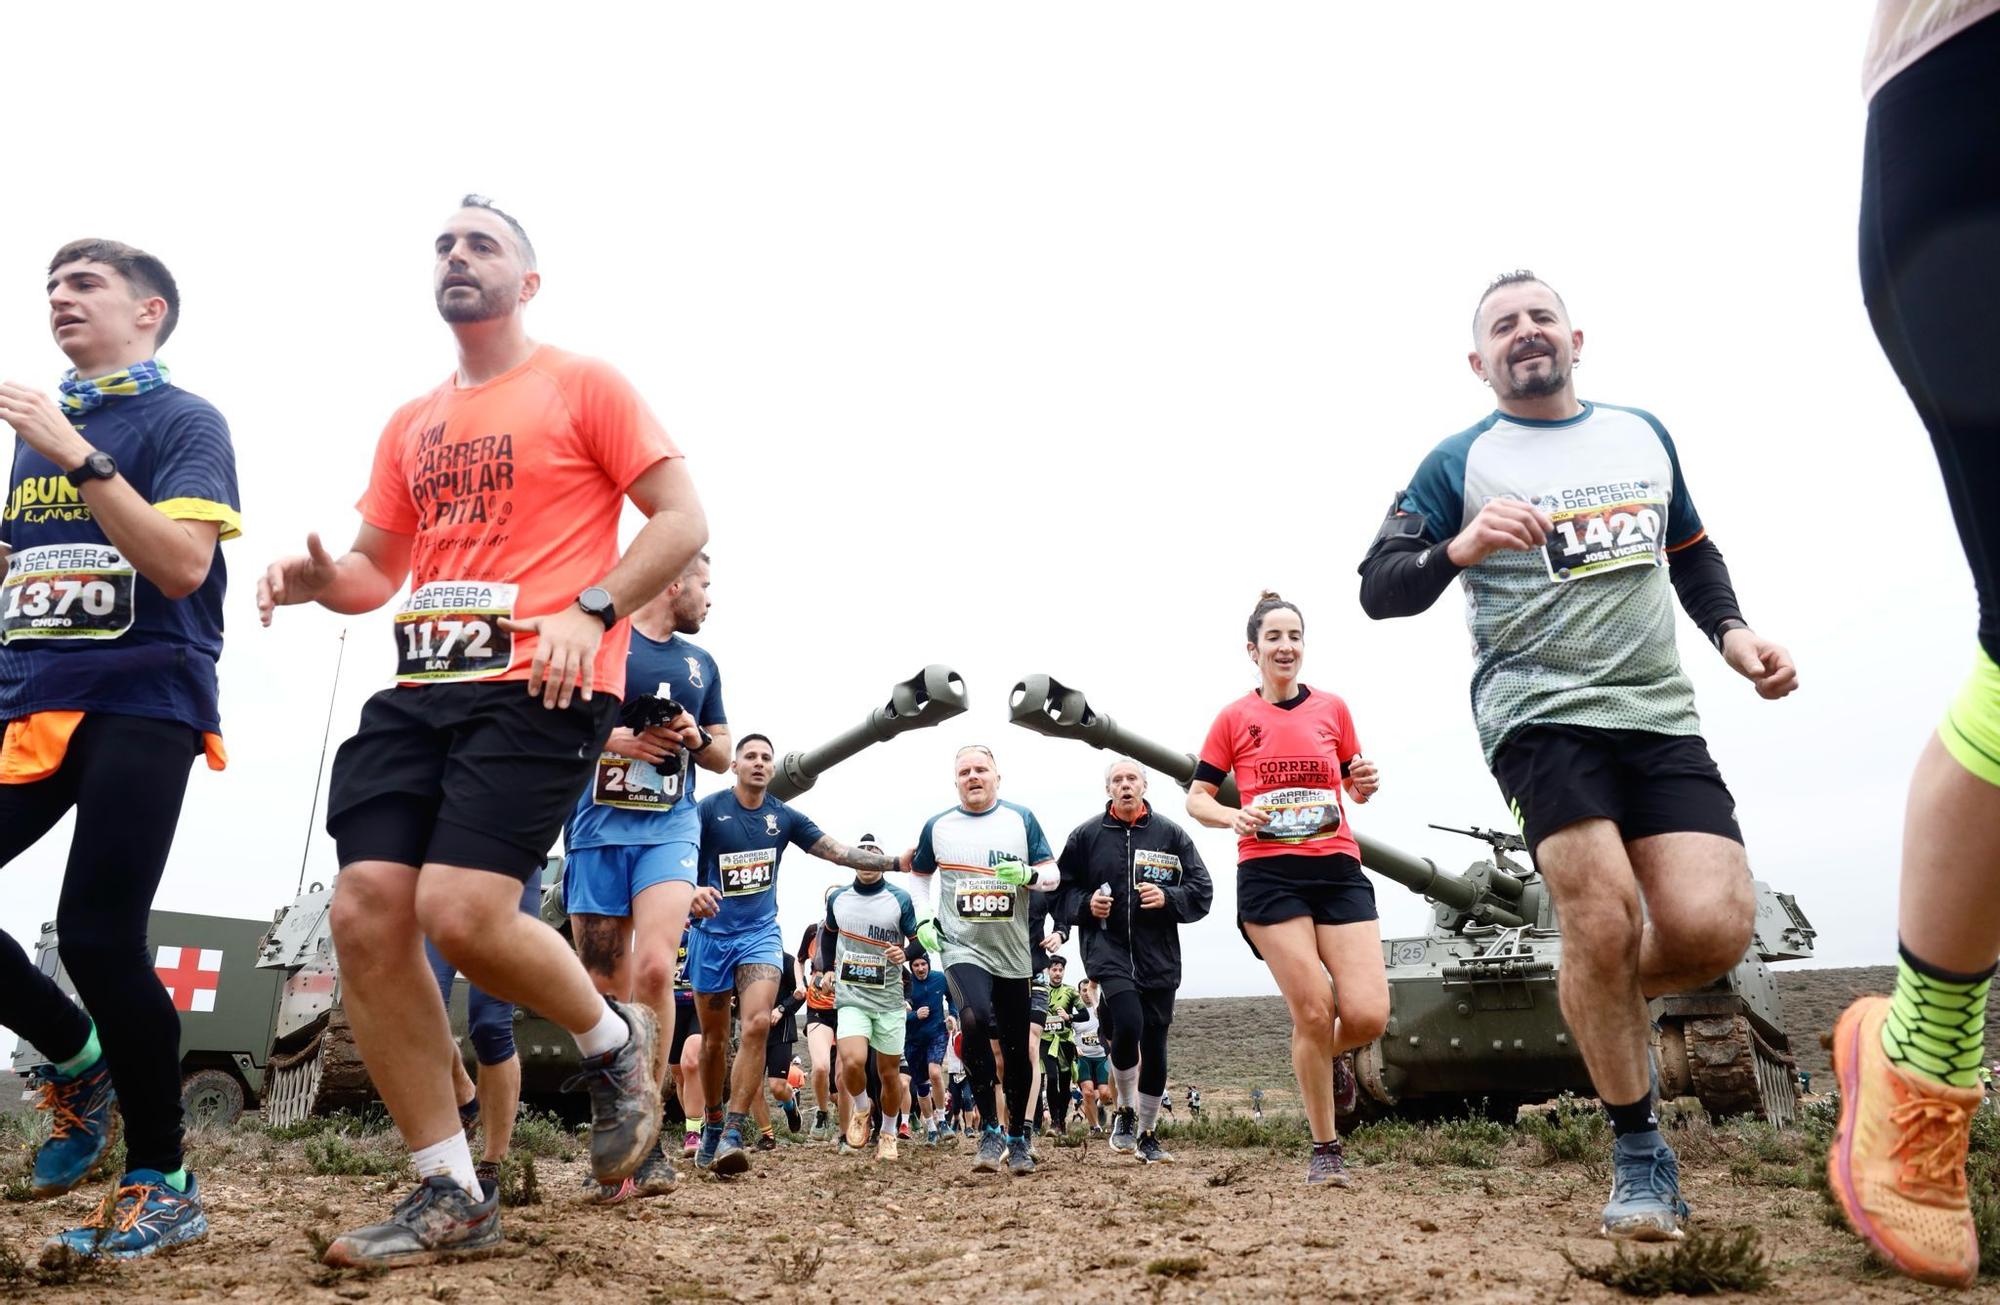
[1006,672,1814,1125]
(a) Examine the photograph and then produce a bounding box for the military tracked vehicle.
[12,910,286,1128]
[1007,672,1817,1125]
[257,664,969,1126]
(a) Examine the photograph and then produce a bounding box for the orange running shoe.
[1827,995,1982,1289]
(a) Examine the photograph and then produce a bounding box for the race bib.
[591,753,686,811]
[1,543,136,643]
[719,849,776,896]
[394,580,516,682]
[837,950,887,987]
[1077,1028,1104,1057]
[1538,486,1668,584]
[953,877,1016,923]
[1134,849,1183,887]
[1254,787,1342,843]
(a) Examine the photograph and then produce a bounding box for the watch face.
[89,453,116,478]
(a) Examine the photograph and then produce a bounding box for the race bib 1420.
[1537,485,1668,584]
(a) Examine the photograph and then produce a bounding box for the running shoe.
[812,1116,837,1143]
[682,1129,701,1158]
[457,1095,481,1138]
[838,1139,854,1156]
[694,1122,723,1171]
[582,1174,637,1205]
[1136,1131,1174,1165]
[972,1127,1007,1173]
[560,1000,662,1183]
[41,1170,206,1262]
[1306,1141,1350,1188]
[782,1100,802,1134]
[1332,1053,1359,1117]
[632,1142,678,1197]
[319,1175,499,1268]
[1109,1107,1138,1155]
[878,1132,900,1162]
[1006,1134,1036,1176]
[475,1160,501,1202]
[1827,995,1981,1287]
[28,1059,118,1198]
[756,1129,778,1152]
[846,1107,871,1150]
[710,1127,750,1177]
[926,1124,939,1146]
[897,1119,914,1141]
[1602,1131,1690,1241]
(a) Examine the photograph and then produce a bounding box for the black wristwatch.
[575,586,617,629]
[64,450,117,487]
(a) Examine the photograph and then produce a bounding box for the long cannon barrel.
[1007,672,1525,927]
[771,665,969,801]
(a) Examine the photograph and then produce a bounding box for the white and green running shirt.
[1393,402,1710,764]
[911,799,1056,981]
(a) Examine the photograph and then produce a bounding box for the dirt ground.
[0,1118,1973,1305]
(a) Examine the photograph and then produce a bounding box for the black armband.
[1192,759,1229,788]
[1357,499,1463,619]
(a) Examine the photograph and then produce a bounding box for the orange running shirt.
[358,346,680,697]
[1198,687,1362,865]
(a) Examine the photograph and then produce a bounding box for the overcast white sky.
[1,3,1937,1063]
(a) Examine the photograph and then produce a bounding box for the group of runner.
[5,10,1999,1283]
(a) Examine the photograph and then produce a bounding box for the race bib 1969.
[1133,849,1183,887]
[394,580,516,682]
[1,543,136,643]
[720,849,776,896]
[837,950,887,987]
[1254,787,1342,842]
[953,877,1016,923]
[592,753,686,811]
[1537,485,1668,584]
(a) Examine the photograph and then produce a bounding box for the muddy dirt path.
[0,1130,1960,1303]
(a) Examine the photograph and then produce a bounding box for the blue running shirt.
[693,790,825,938]
[566,631,725,850]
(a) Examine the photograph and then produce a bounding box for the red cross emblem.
[154,945,223,1013]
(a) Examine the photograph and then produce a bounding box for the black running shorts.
[1093,976,1176,1030]
[806,1005,836,1032]
[764,1024,797,1080]
[667,998,697,1064]
[327,682,618,879]
[1236,853,1377,931]
[1491,723,1743,856]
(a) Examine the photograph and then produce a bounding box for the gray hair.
[1104,756,1146,783]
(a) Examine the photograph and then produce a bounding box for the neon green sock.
[159,1167,190,1193]
[1881,948,1993,1088]
[53,1023,100,1078]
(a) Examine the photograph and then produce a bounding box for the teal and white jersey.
[822,879,920,1017]
[1395,402,1709,764]
[912,799,1055,981]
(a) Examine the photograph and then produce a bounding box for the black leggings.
[1860,11,2000,662]
[944,962,1031,1133]
[1105,987,1172,1097]
[1039,1048,1073,1130]
[0,714,199,1174]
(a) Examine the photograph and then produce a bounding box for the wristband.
[1712,618,1749,651]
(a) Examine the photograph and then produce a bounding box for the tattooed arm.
[808,834,901,875]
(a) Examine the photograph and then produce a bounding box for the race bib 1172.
[394,580,516,682]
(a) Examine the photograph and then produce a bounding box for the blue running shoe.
[29,1060,118,1198]
[710,1126,750,1177]
[1602,1131,1690,1241]
[42,1171,207,1262]
[972,1126,1007,1173]
[694,1122,723,1170]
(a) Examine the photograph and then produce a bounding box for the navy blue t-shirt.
[693,790,825,938]
[566,631,726,850]
[0,384,240,732]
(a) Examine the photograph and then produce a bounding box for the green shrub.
[304,1134,407,1178]
[1155,1112,1311,1155]
[1520,1094,1609,1164]
[1562,1226,1772,1297]
[510,1109,579,1161]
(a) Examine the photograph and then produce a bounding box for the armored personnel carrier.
[257,664,968,1126]
[1007,672,1817,1125]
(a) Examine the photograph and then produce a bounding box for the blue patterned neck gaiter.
[57,360,171,415]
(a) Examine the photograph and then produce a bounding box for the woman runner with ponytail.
[1187,592,1388,1187]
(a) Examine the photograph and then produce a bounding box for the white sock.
[1112,1064,1138,1109]
[411,1132,481,1198]
[897,1112,908,1128]
[1137,1092,1163,1133]
[573,1003,630,1060]
[852,1094,871,1121]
